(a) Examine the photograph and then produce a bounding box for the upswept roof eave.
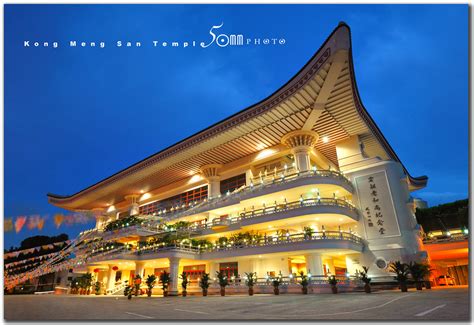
[47,22,427,208]
[344,27,428,190]
[47,22,342,205]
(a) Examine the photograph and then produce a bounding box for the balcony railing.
[190,197,357,232]
[239,197,356,219]
[134,231,363,256]
[141,169,353,223]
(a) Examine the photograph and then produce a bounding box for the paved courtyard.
[4,286,470,321]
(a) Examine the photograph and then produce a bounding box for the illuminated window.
[139,186,208,215]
[220,174,246,194]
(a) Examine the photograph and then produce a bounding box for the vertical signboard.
[354,171,401,240]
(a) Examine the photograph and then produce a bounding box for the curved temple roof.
[48,22,428,211]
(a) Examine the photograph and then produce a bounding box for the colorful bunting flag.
[54,214,64,228]
[14,216,27,233]
[4,218,13,232]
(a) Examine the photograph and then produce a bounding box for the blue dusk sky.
[4,4,468,249]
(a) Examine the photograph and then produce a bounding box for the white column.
[168,257,181,296]
[305,253,324,277]
[125,194,140,216]
[345,254,360,276]
[293,147,312,172]
[92,208,106,230]
[207,176,221,198]
[135,261,145,279]
[325,258,336,275]
[106,265,117,292]
[208,262,219,278]
[281,130,319,172]
[200,164,222,199]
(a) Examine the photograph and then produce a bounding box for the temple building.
[46,22,430,295]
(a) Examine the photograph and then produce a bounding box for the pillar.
[92,208,106,230]
[345,254,361,277]
[305,253,324,277]
[325,258,336,276]
[208,261,219,278]
[200,164,222,198]
[281,130,319,172]
[106,265,117,292]
[168,257,181,296]
[124,194,140,216]
[135,261,145,279]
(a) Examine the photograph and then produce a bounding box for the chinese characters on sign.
[355,171,401,240]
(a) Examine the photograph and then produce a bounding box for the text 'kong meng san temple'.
[44,22,429,295]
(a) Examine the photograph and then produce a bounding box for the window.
[183,265,206,281]
[219,262,238,278]
[139,186,208,215]
[220,174,246,194]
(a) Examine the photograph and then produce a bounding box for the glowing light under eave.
[139,193,152,202]
[255,148,277,160]
[188,174,203,184]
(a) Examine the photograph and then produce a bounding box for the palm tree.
[145,274,156,297]
[408,262,432,290]
[359,266,372,293]
[159,271,170,297]
[180,271,189,297]
[216,271,229,296]
[199,273,210,296]
[389,261,409,292]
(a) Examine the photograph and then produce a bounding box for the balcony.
[133,231,364,260]
[191,197,358,235]
[143,169,354,225]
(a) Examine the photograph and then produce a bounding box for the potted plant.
[303,226,313,240]
[70,278,78,294]
[328,275,338,294]
[124,285,132,298]
[359,266,372,293]
[77,277,85,295]
[216,271,229,296]
[244,272,256,296]
[83,272,93,295]
[408,261,430,291]
[145,274,156,297]
[389,261,409,292]
[420,263,433,289]
[299,271,310,294]
[94,281,102,295]
[159,271,170,297]
[199,273,210,296]
[271,273,283,295]
[180,271,189,297]
[133,274,142,296]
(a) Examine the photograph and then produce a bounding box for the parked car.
[437,275,455,286]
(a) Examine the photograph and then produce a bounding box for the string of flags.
[4,241,71,258]
[5,252,58,269]
[4,212,96,234]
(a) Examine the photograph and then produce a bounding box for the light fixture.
[256,143,266,150]
[322,136,329,143]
